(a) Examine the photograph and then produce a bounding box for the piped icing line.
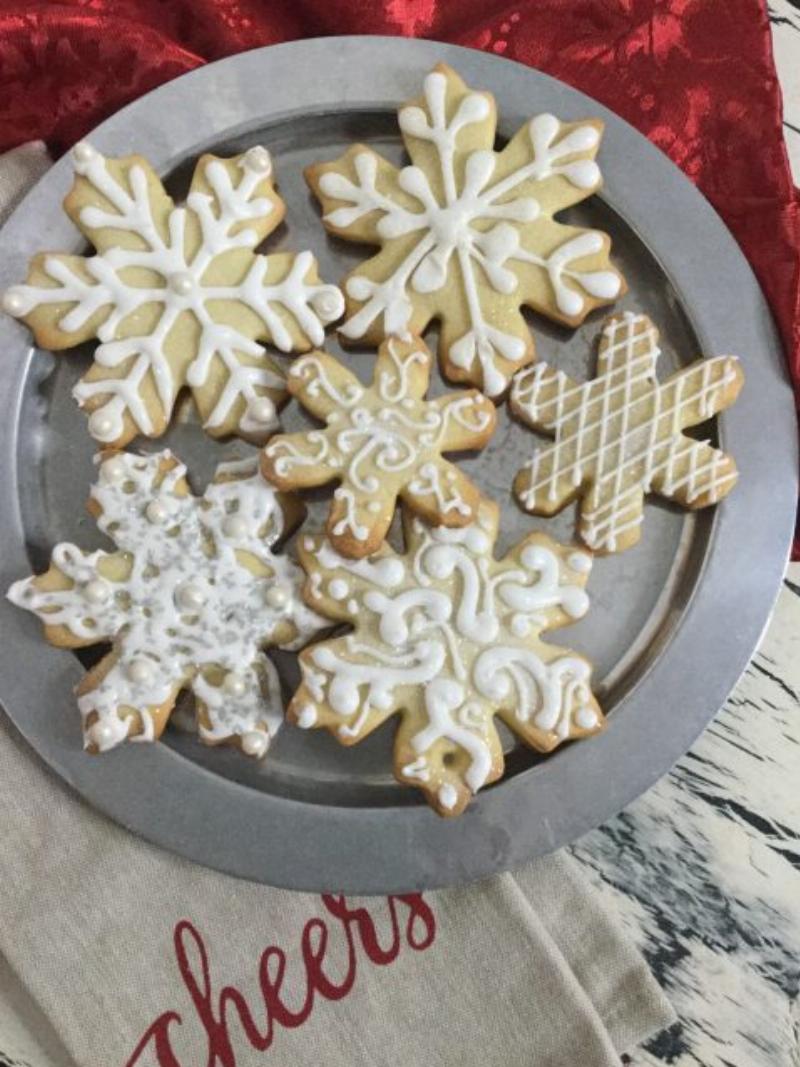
[308,64,624,397]
[511,311,743,553]
[7,450,326,755]
[2,143,344,446]
[290,501,603,817]
[261,335,496,558]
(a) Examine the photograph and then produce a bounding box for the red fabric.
[0,0,798,541]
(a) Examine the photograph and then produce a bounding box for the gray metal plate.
[0,37,796,893]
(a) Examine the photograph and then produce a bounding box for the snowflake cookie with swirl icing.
[2,142,344,447]
[511,312,744,553]
[290,502,602,816]
[7,450,325,758]
[306,63,624,398]
[261,335,497,558]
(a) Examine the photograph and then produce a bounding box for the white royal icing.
[297,512,599,808]
[7,451,325,753]
[3,143,343,442]
[264,339,493,545]
[512,311,742,552]
[316,70,620,396]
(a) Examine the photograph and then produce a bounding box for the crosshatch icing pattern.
[511,312,743,553]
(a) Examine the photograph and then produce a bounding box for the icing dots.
[308,63,623,398]
[290,501,603,816]
[3,144,344,447]
[7,450,326,755]
[511,312,743,553]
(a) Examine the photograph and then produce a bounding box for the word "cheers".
[125,893,437,1066]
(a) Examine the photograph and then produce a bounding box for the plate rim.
[0,35,796,893]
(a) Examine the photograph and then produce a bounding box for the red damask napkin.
[0,0,797,405]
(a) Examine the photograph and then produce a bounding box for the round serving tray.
[0,37,796,893]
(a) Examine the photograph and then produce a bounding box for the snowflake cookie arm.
[192,652,283,755]
[290,533,412,739]
[260,351,360,490]
[3,151,174,353]
[7,543,183,754]
[307,150,434,346]
[201,456,325,651]
[488,531,603,755]
[7,545,128,650]
[76,646,182,753]
[87,451,191,550]
[305,145,417,245]
[286,350,368,421]
[512,218,623,325]
[399,460,481,530]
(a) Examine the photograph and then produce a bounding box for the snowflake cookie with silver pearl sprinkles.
[290,501,602,817]
[306,62,624,398]
[511,311,744,554]
[2,142,344,448]
[7,450,325,758]
[261,334,497,558]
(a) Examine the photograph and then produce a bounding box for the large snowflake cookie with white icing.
[7,450,325,757]
[261,335,496,558]
[2,143,344,447]
[511,311,744,553]
[290,502,603,816]
[306,62,624,398]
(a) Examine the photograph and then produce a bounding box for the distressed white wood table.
[0,10,798,1066]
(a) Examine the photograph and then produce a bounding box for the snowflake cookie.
[261,335,497,558]
[289,502,602,816]
[7,450,325,757]
[511,312,744,553]
[306,63,624,398]
[2,142,344,447]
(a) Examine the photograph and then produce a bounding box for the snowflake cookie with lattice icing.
[7,450,325,757]
[511,311,744,553]
[2,142,344,447]
[289,502,602,816]
[306,63,624,398]
[261,334,497,558]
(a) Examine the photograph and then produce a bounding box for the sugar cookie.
[261,335,496,558]
[511,311,744,552]
[7,451,325,756]
[307,63,624,397]
[289,502,602,816]
[3,143,343,446]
